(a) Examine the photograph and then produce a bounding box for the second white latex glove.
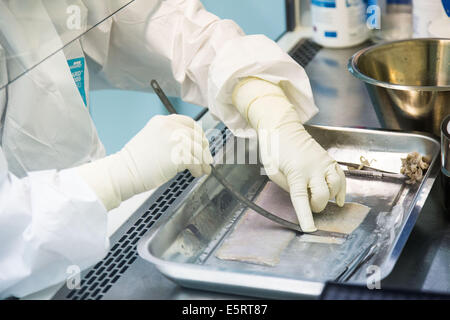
[233,77,346,232]
[76,114,213,210]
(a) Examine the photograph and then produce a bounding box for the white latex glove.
[76,114,213,210]
[232,77,346,232]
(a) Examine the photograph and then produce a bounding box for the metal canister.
[441,115,450,211]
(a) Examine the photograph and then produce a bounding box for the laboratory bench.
[26,30,449,300]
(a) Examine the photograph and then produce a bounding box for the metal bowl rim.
[348,38,450,92]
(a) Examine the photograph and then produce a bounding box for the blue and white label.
[67,57,86,106]
[324,31,338,37]
[311,0,336,8]
[311,0,368,46]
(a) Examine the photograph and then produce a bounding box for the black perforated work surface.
[289,38,322,67]
[53,125,231,300]
[66,170,196,300]
[53,39,322,300]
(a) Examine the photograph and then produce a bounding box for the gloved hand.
[76,114,213,210]
[232,77,346,232]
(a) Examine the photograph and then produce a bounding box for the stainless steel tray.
[137,125,441,299]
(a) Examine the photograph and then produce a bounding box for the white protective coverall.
[0,0,318,298]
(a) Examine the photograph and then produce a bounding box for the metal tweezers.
[150,80,404,240]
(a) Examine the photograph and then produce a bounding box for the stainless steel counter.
[53,42,450,300]
[305,43,381,129]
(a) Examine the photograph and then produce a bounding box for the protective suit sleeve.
[80,0,318,135]
[0,147,109,299]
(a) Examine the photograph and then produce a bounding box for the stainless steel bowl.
[349,38,450,137]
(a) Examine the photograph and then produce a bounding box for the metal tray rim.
[137,125,441,298]
[137,225,326,298]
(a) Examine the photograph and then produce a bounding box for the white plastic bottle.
[310,0,369,48]
[412,0,445,37]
